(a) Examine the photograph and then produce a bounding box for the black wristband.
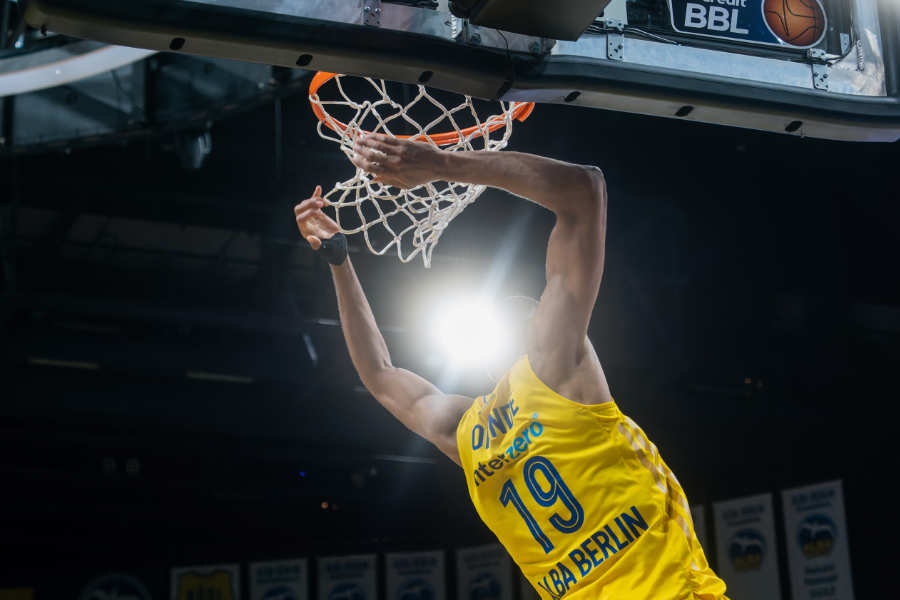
[320,232,348,265]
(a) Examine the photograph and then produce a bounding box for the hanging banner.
[385,551,445,600]
[691,505,709,555]
[713,493,781,600]
[80,574,153,600]
[781,480,854,600]
[171,564,240,600]
[317,555,376,600]
[455,544,513,600]
[250,559,309,600]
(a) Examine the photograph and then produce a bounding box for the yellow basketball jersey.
[456,356,729,600]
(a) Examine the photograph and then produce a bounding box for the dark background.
[1,61,898,598]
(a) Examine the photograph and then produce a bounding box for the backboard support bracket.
[808,49,830,91]
[363,0,382,27]
[603,19,625,61]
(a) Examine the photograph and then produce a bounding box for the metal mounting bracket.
[807,48,829,91]
[603,19,625,61]
[362,0,382,27]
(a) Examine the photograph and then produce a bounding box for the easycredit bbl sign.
[668,0,828,48]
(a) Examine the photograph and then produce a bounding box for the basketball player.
[293,134,729,600]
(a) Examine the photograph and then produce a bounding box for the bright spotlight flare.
[432,295,538,372]
[434,298,503,367]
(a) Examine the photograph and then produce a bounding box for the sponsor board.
[713,493,782,600]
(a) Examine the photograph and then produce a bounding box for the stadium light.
[432,296,505,368]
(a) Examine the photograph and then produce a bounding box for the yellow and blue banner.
[713,493,782,600]
[781,480,854,600]
[171,564,240,600]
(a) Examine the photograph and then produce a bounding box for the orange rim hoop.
[308,71,535,147]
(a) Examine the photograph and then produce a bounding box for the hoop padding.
[309,72,534,267]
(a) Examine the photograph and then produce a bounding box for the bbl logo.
[78,574,152,600]
[468,573,501,600]
[797,514,837,558]
[328,583,365,600]
[727,528,767,571]
[397,578,434,600]
[762,0,827,47]
[669,0,827,48]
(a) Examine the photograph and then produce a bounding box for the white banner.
[317,555,377,600]
[79,574,152,600]
[171,564,241,600]
[385,551,445,600]
[250,558,308,600]
[781,480,854,600]
[455,544,513,600]
[691,505,709,555]
[713,493,781,600]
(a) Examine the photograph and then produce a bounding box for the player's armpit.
[412,391,475,466]
[367,366,473,465]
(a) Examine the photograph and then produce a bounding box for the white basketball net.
[310,74,531,268]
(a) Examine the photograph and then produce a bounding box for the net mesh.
[309,74,532,267]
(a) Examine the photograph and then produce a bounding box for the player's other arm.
[352,136,607,390]
[293,187,472,465]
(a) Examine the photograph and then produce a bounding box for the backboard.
[19,0,900,142]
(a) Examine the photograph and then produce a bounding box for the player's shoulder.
[528,341,613,407]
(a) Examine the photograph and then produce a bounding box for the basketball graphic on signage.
[763,0,827,47]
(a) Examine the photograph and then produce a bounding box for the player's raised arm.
[293,187,472,464]
[352,135,608,392]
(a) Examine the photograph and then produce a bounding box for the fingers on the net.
[295,207,320,223]
[295,196,324,214]
[349,154,365,171]
[353,144,378,161]
[351,155,379,174]
[371,132,401,146]
[356,139,394,163]
[360,135,396,155]
[373,176,403,188]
